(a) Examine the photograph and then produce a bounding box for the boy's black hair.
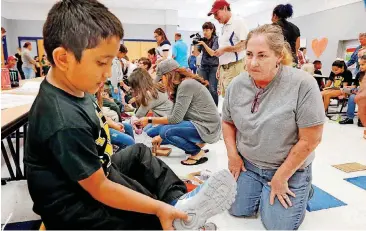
[361,54,366,61]
[148,48,156,56]
[273,4,293,20]
[313,60,322,65]
[332,60,347,70]
[299,47,306,52]
[119,44,128,54]
[43,0,124,65]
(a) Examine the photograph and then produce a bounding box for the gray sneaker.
[173,169,237,230]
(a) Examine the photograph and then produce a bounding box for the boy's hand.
[116,123,125,133]
[111,122,124,133]
[156,202,188,230]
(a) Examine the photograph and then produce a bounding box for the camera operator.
[208,0,248,97]
[196,22,219,106]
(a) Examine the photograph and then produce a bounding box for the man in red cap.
[208,0,248,97]
[5,56,20,87]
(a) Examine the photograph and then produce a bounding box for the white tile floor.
[1,109,366,229]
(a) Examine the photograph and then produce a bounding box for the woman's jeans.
[109,123,135,149]
[22,67,34,79]
[198,66,219,106]
[159,121,204,155]
[346,94,356,119]
[230,158,312,230]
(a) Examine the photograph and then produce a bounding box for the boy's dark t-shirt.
[24,79,113,216]
[314,70,322,75]
[329,69,353,88]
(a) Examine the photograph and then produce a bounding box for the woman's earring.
[276,63,278,68]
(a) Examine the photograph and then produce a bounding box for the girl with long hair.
[136,59,221,165]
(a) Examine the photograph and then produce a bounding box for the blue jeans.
[109,123,135,149]
[144,124,169,145]
[159,121,203,155]
[347,94,356,119]
[198,66,218,106]
[22,67,34,79]
[230,158,312,230]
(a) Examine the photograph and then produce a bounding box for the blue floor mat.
[344,176,366,190]
[306,185,347,212]
[2,220,41,230]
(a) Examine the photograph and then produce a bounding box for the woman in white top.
[154,28,172,62]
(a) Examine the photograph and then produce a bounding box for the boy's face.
[64,37,120,94]
[314,63,322,70]
[359,59,366,72]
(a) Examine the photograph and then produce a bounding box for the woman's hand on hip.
[268,176,296,209]
[228,154,246,181]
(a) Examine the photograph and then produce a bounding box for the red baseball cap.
[207,0,230,16]
[7,56,17,62]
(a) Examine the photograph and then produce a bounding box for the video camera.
[190,33,207,45]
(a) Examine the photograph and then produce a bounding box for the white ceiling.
[2,0,288,19]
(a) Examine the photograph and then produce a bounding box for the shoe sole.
[173,169,237,230]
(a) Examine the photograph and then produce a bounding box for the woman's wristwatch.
[148,117,153,124]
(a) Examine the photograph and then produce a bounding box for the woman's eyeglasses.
[251,89,264,113]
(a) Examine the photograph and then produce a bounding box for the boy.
[313,60,322,75]
[24,0,236,230]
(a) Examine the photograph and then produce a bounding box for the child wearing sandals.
[136,59,221,165]
[128,68,174,156]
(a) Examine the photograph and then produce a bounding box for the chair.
[326,96,348,116]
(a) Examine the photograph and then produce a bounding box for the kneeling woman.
[137,59,221,165]
[128,68,174,155]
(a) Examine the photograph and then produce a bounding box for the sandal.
[155,147,172,156]
[181,157,208,166]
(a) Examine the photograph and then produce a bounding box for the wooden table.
[1,77,43,184]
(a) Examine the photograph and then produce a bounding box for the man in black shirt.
[24,0,236,229]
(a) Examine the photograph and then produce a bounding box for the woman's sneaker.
[173,169,237,230]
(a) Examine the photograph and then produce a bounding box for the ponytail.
[273,4,294,20]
